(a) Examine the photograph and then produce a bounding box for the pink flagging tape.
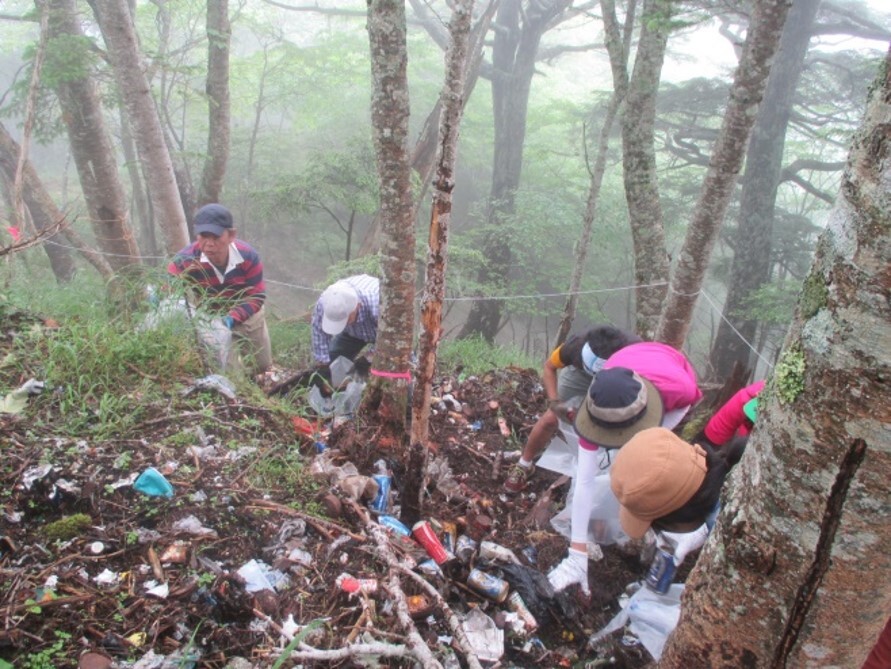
[370,368,412,381]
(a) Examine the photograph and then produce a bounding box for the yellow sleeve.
[548,346,567,369]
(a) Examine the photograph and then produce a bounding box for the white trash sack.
[590,582,684,661]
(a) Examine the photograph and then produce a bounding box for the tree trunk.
[87,0,189,253]
[556,0,635,344]
[364,0,416,465]
[0,122,110,281]
[47,0,142,273]
[357,0,495,258]
[197,0,230,207]
[412,0,473,464]
[660,47,891,668]
[656,0,793,348]
[119,106,156,262]
[459,0,572,342]
[707,0,820,381]
[621,0,672,339]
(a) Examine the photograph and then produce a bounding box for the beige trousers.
[228,306,273,374]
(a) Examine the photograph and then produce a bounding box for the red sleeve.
[704,381,765,446]
[863,617,891,669]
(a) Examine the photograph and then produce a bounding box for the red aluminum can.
[412,520,453,565]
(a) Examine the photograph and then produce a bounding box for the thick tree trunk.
[119,106,156,262]
[621,0,672,339]
[708,0,820,381]
[660,47,891,668]
[358,0,495,259]
[459,0,571,342]
[556,0,635,344]
[412,0,473,458]
[0,122,110,281]
[197,0,230,207]
[87,0,189,253]
[365,0,416,433]
[656,0,793,348]
[47,0,142,273]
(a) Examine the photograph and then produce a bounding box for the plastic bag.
[197,318,233,370]
[549,451,627,546]
[591,582,684,661]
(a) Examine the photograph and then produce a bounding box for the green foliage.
[19,631,71,669]
[437,335,537,376]
[774,344,806,405]
[246,445,316,497]
[42,34,95,87]
[740,281,802,326]
[43,513,92,542]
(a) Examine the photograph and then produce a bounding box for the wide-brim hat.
[573,367,664,448]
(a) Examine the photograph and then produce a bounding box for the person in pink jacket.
[548,342,703,594]
[702,380,765,447]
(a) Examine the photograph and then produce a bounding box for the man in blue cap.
[168,203,272,375]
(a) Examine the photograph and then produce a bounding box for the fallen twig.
[247,499,365,542]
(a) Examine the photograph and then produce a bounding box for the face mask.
[581,343,605,375]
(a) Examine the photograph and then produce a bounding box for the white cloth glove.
[658,524,709,566]
[547,547,590,594]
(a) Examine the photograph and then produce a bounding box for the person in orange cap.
[549,427,737,594]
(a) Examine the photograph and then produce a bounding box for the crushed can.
[455,534,478,564]
[369,474,391,514]
[507,591,538,633]
[478,540,519,564]
[466,568,509,603]
[441,521,458,554]
[379,515,411,536]
[645,547,676,594]
[336,573,378,595]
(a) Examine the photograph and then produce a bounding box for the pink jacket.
[604,342,703,411]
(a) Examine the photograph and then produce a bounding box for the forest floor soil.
[1,315,691,668]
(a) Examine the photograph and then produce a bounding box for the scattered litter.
[172,515,217,537]
[336,572,378,596]
[134,468,174,498]
[181,374,236,400]
[225,446,257,461]
[89,541,104,555]
[0,378,45,414]
[136,528,163,544]
[21,464,53,490]
[237,559,287,593]
[590,582,684,661]
[144,581,170,599]
[93,569,119,587]
[461,607,504,663]
[160,542,190,563]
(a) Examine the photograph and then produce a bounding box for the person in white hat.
[310,274,380,380]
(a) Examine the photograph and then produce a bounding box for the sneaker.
[503,463,534,493]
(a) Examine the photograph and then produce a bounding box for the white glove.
[547,547,590,595]
[658,524,709,566]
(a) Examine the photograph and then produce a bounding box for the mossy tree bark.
[660,48,891,668]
